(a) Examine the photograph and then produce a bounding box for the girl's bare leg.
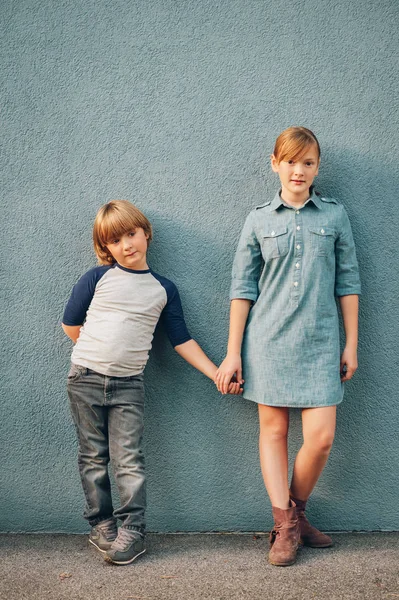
[290,406,336,500]
[258,404,290,509]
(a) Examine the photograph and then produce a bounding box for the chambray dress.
[230,188,361,407]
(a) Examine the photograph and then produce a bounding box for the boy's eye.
[287,160,294,165]
[306,162,314,166]
[128,231,136,237]
[111,239,119,245]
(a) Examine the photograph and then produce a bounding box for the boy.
[62,200,241,565]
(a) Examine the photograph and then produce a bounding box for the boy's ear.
[270,154,279,173]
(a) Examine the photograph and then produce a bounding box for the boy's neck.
[116,262,150,272]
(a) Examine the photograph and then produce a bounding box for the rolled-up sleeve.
[230,211,263,302]
[335,206,361,297]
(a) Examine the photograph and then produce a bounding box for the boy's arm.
[62,267,109,343]
[339,294,359,382]
[62,324,82,344]
[174,339,242,394]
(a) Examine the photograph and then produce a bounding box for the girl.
[215,127,361,566]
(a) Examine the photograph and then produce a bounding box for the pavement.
[1,532,398,600]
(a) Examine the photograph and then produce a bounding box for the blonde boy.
[62,200,241,565]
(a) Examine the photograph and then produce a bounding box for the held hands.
[340,346,358,382]
[215,354,244,395]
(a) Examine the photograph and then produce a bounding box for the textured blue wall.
[1,0,398,532]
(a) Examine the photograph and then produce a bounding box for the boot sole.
[302,541,333,548]
[268,557,297,566]
[104,549,146,565]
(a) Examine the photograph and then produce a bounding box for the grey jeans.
[67,364,146,534]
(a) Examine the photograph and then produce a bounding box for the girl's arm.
[174,339,242,394]
[215,299,252,394]
[62,324,82,344]
[338,294,359,382]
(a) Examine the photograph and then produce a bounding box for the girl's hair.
[273,126,320,163]
[93,200,153,265]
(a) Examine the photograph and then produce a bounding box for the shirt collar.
[270,186,322,211]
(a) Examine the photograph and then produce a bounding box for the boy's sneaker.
[105,528,146,565]
[89,518,118,553]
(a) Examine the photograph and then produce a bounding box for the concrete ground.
[0,532,398,600]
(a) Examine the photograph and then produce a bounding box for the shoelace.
[111,528,141,551]
[97,520,117,541]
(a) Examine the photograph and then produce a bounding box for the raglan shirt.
[63,264,192,377]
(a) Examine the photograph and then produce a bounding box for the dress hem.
[242,394,343,408]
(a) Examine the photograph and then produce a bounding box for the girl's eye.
[287,160,294,165]
[306,162,314,167]
[112,239,119,245]
[128,231,136,237]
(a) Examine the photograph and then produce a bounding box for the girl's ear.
[270,154,279,173]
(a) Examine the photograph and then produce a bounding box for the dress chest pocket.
[262,226,289,260]
[309,226,336,257]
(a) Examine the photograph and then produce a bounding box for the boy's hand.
[340,345,358,382]
[215,354,243,395]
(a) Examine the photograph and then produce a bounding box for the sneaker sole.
[104,549,146,565]
[88,538,112,554]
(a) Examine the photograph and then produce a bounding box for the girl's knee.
[306,429,335,454]
[258,407,289,440]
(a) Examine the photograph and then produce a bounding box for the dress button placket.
[293,209,302,303]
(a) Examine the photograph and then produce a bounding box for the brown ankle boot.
[290,496,333,548]
[269,501,300,566]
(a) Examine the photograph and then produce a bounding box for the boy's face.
[105,228,149,270]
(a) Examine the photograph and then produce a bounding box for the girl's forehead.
[286,143,319,161]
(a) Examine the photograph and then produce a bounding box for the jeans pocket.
[309,226,335,257]
[67,363,87,382]
[262,226,289,260]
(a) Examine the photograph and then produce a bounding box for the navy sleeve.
[152,273,192,347]
[62,266,111,326]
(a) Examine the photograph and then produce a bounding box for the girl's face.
[271,143,320,203]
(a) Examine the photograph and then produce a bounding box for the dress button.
[296,244,301,250]
[271,231,275,236]
[296,226,301,231]
[294,281,299,287]
[321,228,325,234]
[296,210,300,214]
[296,262,300,268]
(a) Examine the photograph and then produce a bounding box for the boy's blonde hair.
[93,200,153,265]
[273,126,320,163]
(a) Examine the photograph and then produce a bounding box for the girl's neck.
[280,187,311,208]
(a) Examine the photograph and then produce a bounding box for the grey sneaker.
[89,518,118,553]
[105,528,146,565]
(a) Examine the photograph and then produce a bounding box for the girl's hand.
[215,354,243,394]
[226,381,243,395]
[340,346,358,382]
